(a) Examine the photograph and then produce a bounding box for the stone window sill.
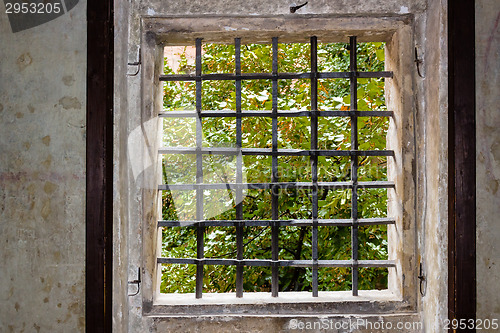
[147,290,412,315]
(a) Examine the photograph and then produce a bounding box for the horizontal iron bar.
[158,217,396,227]
[354,72,393,78]
[159,147,394,157]
[157,258,396,268]
[159,110,394,118]
[158,181,395,191]
[159,71,393,82]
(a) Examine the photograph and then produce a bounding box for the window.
[140,16,416,314]
[159,36,394,297]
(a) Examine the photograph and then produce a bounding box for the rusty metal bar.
[159,71,393,81]
[195,38,204,299]
[158,217,396,228]
[159,147,394,157]
[159,110,394,118]
[158,258,396,268]
[349,36,359,297]
[159,181,395,191]
[235,37,244,298]
[271,37,280,297]
[310,36,319,297]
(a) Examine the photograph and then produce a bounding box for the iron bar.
[158,258,396,268]
[310,36,319,297]
[159,71,393,82]
[271,37,279,297]
[195,38,204,299]
[159,147,394,157]
[159,110,394,118]
[349,36,359,297]
[159,181,395,191]
[158,217,396,228]
[235,38,244,298]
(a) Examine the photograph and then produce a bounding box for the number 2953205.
[444,318,498,330]
[5,2,62,14]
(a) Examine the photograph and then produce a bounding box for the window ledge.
[148,290,413,315]
[145,312,422,333]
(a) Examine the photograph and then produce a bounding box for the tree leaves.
[161,41,389,293]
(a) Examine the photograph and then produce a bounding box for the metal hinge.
[418,262,426,296]
[290,2,308,13]
[128,267,141,296]
[414,47,425,78]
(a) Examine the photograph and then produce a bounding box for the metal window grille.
[158,36,396,298]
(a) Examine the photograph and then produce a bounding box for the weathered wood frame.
[448,0,476,328]
[86,0,114,331]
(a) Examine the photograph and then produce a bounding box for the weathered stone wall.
[0,2,87,332]
[476,0,500,324]
[0,0,495,330]
[416,0,449,331]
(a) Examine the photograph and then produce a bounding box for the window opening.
[158,36,394,298]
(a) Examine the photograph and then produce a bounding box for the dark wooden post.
[86,0,114,331]
[448,0,476,330]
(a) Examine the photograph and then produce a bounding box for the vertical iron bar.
[310,36,319,297]
[195,38,204,299]
[235,38,244,298]
[349,36,359,296]
[271,37,279,297]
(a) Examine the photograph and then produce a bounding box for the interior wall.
[1,0,493,331]
[0,0,492,332]
[476,0,500,323]
[113,0,131,331]
[0,2,87,332]
[416,0,449,331]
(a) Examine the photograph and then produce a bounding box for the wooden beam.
[448,0,476,330]
[86,0,114,330]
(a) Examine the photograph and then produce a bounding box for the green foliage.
[160,41,389,293]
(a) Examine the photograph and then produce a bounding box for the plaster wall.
[0,2,87,332]
[415,0,449,331]
[476,0,500,323]
[0,0,494,331]
[114,0,131,331]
